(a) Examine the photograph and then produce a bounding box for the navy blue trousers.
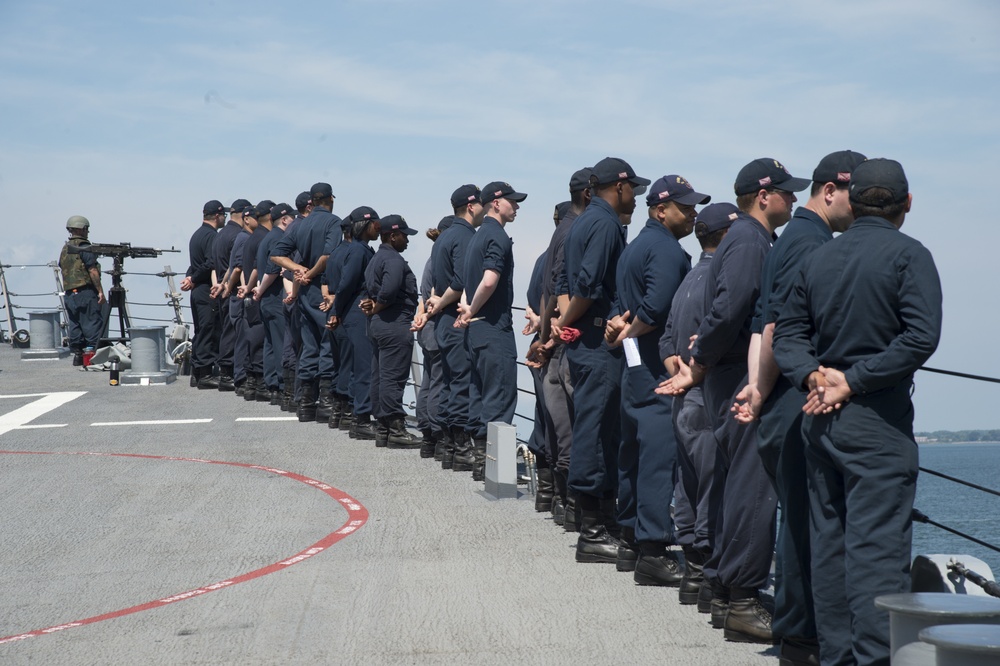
[296,284,334,383]
[281,300,300,372]
[672,386,716,554]
[65,287,102,350]
[218,294,237,372]
[435,310,477,432]
[617,355,677,544]
[229,297,247,382]
[260,295,285,390]
[540,344,574,476]
[342,307,371,415]
[245,298,264,374]
[566,330,622,499]
[190,283,219,373]
[758,377,815,642]
[369,317,412,419]
[468,322,517,441]
[332,324,353,400]
[416,321,445,434]
[804,388,917,666]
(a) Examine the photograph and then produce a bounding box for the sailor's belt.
[65,285,94,294]
[591,317,606,328]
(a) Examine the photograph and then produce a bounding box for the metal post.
[121,326,176,385]
[0,262,17,345]
[161,265,186,328]
[22,310,69,360]
[484,422,519,500]
[50,261,68,344]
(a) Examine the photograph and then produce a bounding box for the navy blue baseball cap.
[344,206,380,228]
[812,150,868,186]
[230,198,253,214]
[481,181,527,205]
[310,182,334,199]
[270,203,295,222]
[646,175,711,207]
[451,184,482,208]
[437,215,456,231]
[253,200,276,218]
[203,199,229,215]
[569,168,593,193]
[849,158,909,204]
[294,191,312,210]
[381,214,417,236]
[591,157,650,191]
[734,158,810,196]
[695,203,741,238]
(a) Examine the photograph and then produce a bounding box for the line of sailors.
[182,152,940,666]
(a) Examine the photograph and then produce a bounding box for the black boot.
[434,427,453,463]
[534,465,554,512]
[387,416,420,449]
[218,365,235,392]
[633,542,683,586]
[440,427,456,470]
[315,379,333,423]
[564,492,580,533]
[470,437,487,480]
[350,413,377,441]
[374,417,389,447]
[72,349,84,366]
[451,428,475,472]
[616,526,639,572]
[197,370,220,390]
[551,470,567,526]
[419,430,437,459]
[255,374,270,402]
[679,547,707,605]
[575,497,622,564]
[297,379,318,422]
[270,389,281,406]
[243,373,257,401]
[723,588,773,644]
[280,370,295,411]
[710,581,731,628]
[339,404,354,432]
[328,395,345,429]
[600,496,621,538]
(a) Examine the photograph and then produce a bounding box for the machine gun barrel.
[67,241,180,259]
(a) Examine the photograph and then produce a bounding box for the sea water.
[913,442,1000,581]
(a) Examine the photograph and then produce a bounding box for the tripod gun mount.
[67,241,180,344]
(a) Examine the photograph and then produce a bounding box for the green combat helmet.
[66,215,90,230]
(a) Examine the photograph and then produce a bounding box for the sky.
[1,0,998,432]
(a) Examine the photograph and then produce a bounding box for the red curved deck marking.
[0,450,368,645]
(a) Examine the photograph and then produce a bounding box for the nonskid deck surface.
[0,348,777,665]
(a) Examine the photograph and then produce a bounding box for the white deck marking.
[235,417,299,422]
[0,392,86,436]
[90,419,212,427]
[15,424,68,430]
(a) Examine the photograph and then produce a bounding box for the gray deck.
[0,347,777,665]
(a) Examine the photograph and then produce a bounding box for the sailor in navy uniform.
[212,199,251,391]
[181,200,226,388]
[773,159,942,666]
[278,192,312,411]
[252,203,296,404]
[362,215,420,449]
[611,175,707,585]
[458,181,526,480]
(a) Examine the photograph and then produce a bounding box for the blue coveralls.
[336,240,376,416]
[271,206,341,385]
[365,243,417,420]
[525,252,550,460]
[228,230,250,385]
[659,251,716,555]
[463,216,517,441]
[431,218,479,434]
[773,216,942,666]
[213,219,244,376]
[753,207,833,643]
[416,257,446,436]
[243,224,268,378]
[324,240,353,404]
[563,197,626,501]
[280,215,304,375]
[257,224,287,392]
[186,222,220,375]
[690,213,777,594]
[615,218,690,545]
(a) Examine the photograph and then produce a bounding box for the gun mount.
[67,241,180,344]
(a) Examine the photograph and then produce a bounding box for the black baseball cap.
[254,200,276,218]
[451,184,482,208]
[646,175,711,207]
[203,200,229,216]
[849,158,909,204]
[569,168,593,193]
[294,191,312,210]
[734,158,810,196]
[812,150,868,185]
[310,182,334,199]
[270,203,295,222]
[437,215,456,231]
[230,198,253,214]
[381,214,417,236]
[346,206,380,226]
[695,203,741,238]
[591,157,651,190]
[481,181,527,206]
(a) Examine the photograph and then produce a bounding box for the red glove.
[560,327,581,343]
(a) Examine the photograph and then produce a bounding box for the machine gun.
[67,241,180,344]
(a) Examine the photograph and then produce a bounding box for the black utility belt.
[65,284,95,294]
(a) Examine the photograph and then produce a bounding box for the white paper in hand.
[623,338,641,368]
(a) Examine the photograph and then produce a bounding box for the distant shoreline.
[917,440,1000,446]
